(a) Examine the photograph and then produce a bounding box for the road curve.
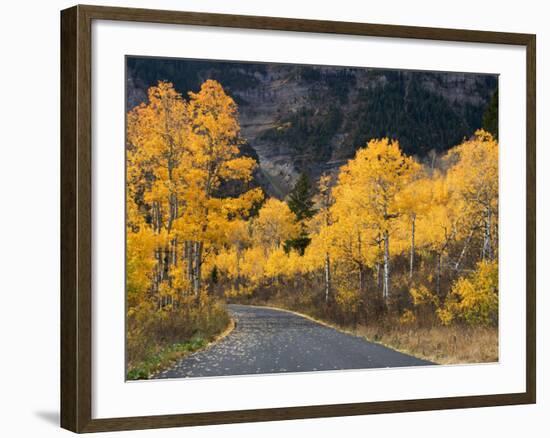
[154,304,433,379]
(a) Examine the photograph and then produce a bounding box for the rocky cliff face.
[127,58,497,197]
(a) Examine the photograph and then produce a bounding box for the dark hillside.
[127,57,497,197]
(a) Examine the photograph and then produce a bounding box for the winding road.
[154,304,433,379]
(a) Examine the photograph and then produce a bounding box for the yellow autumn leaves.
[127,79,499,333]
[127,79,263,310]
[213,132,497,326]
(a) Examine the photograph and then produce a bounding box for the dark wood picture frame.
[61,4,536,433]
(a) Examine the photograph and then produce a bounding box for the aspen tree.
[446,130,498,262]
[335,139,420,304]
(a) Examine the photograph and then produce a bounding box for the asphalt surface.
[154,304,433,379]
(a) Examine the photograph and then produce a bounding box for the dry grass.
[127,318,235,380]
[126,298,231,378]
[231,293,498,365]
[352,323,498,365]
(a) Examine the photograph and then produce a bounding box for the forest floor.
[127,317,235,380]
[352,324,498,365]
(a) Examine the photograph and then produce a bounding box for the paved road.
[154,304,433,379]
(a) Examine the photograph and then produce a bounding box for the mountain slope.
[127,57,497,197]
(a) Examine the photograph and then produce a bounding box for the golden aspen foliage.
[126,225,157,308]
[438,260,498,326]
[446,130,498,212]
[265,247,292,279]
[127,79,260,299]
[239,246,269,283]
[253,198,300,250]
[394,174,431,260]
[335,287,362,320]
[125,80,262,371]
[332,138,421,301]
[445,129,498,259]
[127,81,190,233]
[399,309,417,326]
[414,174,458,253]
[336,138,421,230]
[173,79,262,246]
[410,285,440,308]
[125,77,500,374]
[324,213,379,269]
[305,173,335,266]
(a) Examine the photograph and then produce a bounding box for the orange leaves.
[220,156,257,182]
[126,79,261,307]
[128,79,259,237]
[218,188,264,220]
[187,79,244,182]
[127,81,190,175]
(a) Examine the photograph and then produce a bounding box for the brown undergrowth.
[127,297,231,379]
[353,323,498,365]
[233,294,498,365]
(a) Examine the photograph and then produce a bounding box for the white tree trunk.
[409,215,416,281]
[357,230,364,294]
[324,252,331,304]
[482,208,493,260]
[455,228,474,271]
[383,230,390,303]
[185,241,194,295]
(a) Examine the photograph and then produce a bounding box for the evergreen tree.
[482,89,498,139]
[285,173,315,255]
[287,173,315,220]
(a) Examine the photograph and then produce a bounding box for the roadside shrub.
[224,284,255,298]
[335,287,362,324]
[399,309,417,326]
[410,285,440,307]
[439,260,498,326]
[126,294,230,368]
[408,285,439,325]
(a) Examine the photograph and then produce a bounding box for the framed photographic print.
[60,4,536,433]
